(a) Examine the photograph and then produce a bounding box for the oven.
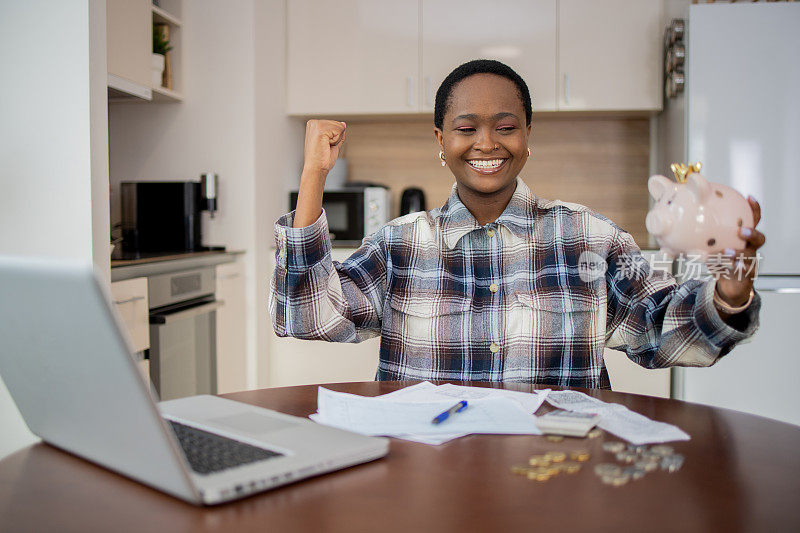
[147,267,223,401]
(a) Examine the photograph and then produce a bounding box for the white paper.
[309,413,464,445]
[313,386,541,438]
[545,390,690,445]
[596,407,690,446]
[436,383,550,414]
[377,381,549,413]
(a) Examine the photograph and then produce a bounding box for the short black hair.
[434,59,532,130]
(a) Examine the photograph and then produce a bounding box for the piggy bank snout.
[646,210,673,236]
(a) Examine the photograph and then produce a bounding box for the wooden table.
[1,381,799,532]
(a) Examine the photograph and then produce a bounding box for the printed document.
[546,390,690,445]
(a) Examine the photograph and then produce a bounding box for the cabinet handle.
[406,77,414,107]
[114,296,145,305]
[425,76,432,107]
[564,74,571,106]
[150,300,225,325]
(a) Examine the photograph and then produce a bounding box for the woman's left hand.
[714,196,766,311]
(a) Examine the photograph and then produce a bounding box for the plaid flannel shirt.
[270,178,760,388]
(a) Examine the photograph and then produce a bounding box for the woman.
[271,59,764,388]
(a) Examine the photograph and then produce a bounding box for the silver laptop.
[0,255,388,505]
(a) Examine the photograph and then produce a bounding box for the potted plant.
[152,24,172,88]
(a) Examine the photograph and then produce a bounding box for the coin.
[570,450,591,462]
[602,441,626,453]
[650,445,675,456]
[638,452,662,463]
[511,465,532,475]
[529,456,551,467]
[588,429,603,439]
[545,451,567,463]
[601,473,630,486]
[627,444,648,454]
[634,460,658,473]
[616,451,638,463]
[545,466,561,476]
[623,466,647,480]
[546,435,565,443]
[594,463,622,477]
[661,454,685,473]
[562,462,582,474]
[527,471,551,482]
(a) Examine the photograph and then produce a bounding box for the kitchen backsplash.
[340,115,651,247]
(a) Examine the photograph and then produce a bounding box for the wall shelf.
[152,5,182,26]
[152,86,183,102]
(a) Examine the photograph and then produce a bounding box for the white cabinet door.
[216,262,247,394]
[421,0,557,113]
[558,0,662,111]
[107,0,151,88]
[287,0,420,115]
[266,249,379,387]
[111,277,150,353]
[604,349,670,398]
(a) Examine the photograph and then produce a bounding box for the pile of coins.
[593,442,685,486]
[510,450,591,482]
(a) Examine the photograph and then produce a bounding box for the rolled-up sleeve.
[270,210,387,343]
[604,229,760,368]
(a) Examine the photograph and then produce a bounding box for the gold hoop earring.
[527,147,531,157]
[439,150,446,167]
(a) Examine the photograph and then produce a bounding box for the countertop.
[110,250,244,282]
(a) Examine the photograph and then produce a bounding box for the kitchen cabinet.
[107,0,151,91]
[111,276,150,358]
[421,0,557,112]
[107,0,184,102]
[287,0,661,116]
[216,261,247,394]
[557,0,662,111]
[287,0,420,115]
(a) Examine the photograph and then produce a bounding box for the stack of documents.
[310,382,549,445]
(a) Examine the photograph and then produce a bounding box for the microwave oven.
[289,186,391,245]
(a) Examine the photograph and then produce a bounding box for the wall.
[109,0,303,390]
[254,1,306,386]
[341,115,651,247]
[0,0,109,458]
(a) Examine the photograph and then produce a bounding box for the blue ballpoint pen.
[432,400,469,424]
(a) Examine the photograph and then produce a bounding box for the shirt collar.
[439,177,537,249]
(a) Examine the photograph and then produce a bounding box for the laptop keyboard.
[168,420,284,475]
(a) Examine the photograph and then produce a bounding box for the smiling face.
[435,73,531,200]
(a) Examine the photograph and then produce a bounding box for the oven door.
[149,298,224,401]
[290,190,365,243]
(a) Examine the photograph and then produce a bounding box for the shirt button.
[489,283,499,293]
[486,229,496,238]
[490,343,500,353]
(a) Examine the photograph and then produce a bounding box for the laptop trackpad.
[207,413,297,435]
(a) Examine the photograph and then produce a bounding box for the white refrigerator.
[659,3,800,426]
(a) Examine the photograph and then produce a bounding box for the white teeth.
[468,159,506,169]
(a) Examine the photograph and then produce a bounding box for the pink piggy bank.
[646,170,753,260]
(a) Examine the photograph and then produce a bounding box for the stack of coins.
[593,441,685,486]
[511,450,587,482]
